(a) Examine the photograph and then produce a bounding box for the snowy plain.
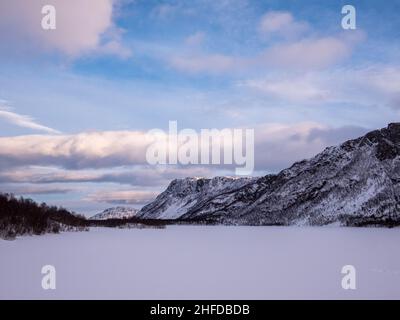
[1,226,400,299]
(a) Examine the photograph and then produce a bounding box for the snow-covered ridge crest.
[90,207,139,220]
[139,176,257,219]
[138,123,400,226]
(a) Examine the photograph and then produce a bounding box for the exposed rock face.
[139,123,400,226]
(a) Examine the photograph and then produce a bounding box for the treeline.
[88,217,167,228]
[0,193,88,240]
[0,193,171,240]
[339,214,400,228]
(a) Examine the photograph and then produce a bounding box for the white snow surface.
[1,226,400,299]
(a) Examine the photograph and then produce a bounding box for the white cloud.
[98,39,132,59]
[0,185,72,195]
[0,103,60,134]
[260,11,292,33]
[261,37,351,70]
[0,165,213,187]
[0,122,371,213]
[0,131,150,169]
[169,54,236,74]
[0,0,130,58]
[150,3,179,19]
[185,32,206,46]
[240,75,331,102]
[360,66,400,105]
[259,11,309,38]
[253,122,369,171]
[85,190,158,205]
[168,32,361,74]
[240,65,400,107]
[164,9,364,75]
[0,122,371,174]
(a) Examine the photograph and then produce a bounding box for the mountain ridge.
[138,123,400,226]
[89,207,139,220]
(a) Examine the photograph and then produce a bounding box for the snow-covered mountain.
[90,207,139,220]
[139,176,257,219]
[139,123,400,226]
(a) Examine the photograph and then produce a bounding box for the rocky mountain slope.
[90,207,139,220]
[138,123,400,226]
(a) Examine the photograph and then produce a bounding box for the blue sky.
[0,0,399,215]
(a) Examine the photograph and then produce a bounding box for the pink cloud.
[0,0,130,58]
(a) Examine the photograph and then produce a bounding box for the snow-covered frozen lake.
[1,226,400,299]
